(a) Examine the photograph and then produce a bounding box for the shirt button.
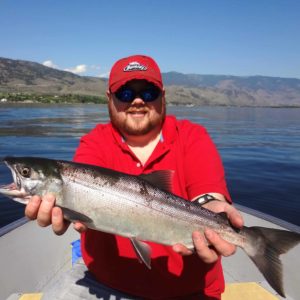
[136,162,141,168]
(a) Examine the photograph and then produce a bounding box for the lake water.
[0,104,299,227]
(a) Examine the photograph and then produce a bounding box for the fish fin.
[59,206,93,224]
[243,226,300,298]
[139,170,174,193]
[130,238,152,269]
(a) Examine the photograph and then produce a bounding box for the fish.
[1,156,300,298]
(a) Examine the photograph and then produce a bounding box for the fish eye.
[21,167,31,178]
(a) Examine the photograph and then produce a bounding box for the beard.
[109,101,166,136]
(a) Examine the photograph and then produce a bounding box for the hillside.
[1,57,300,106]
[163,72,300,107]
[0,57,107,97]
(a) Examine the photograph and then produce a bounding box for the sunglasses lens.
[141,88,160,102]
[115,85,161,102]
[115,89,135,102]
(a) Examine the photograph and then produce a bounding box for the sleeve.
[73,126,108,167]
[182,122,231,202]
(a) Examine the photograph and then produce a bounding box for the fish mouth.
[0,160,32,204]
[0,182,31,204]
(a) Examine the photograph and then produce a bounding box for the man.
[26,55,243,299]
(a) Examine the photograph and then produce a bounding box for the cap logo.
[124,61,147,72]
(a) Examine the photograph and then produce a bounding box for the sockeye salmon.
[1,156,300,298]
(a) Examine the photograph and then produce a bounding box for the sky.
[1,0,300,78]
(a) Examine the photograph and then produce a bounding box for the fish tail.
[243,226,300,298]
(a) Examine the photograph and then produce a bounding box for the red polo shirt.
[73,115,230,299]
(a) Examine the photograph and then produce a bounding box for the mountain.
[163,71,300,91]
[163,72,300,107]
[0,57,107,96]
[1,57,300,107]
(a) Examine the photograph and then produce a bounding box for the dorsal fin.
[139,170,174,193]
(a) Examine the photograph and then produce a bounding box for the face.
[108,80,166,137]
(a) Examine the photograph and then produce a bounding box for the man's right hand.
[25,194,87,235]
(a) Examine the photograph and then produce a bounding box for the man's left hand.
[172,200,244,264]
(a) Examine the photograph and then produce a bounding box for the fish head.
[0,156,63,204]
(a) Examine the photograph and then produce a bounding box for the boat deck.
[1,204,299,300]
[222,204,300,300]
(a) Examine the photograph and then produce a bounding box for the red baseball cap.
[109,55,163,93]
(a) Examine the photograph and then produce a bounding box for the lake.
[0,103,299,227]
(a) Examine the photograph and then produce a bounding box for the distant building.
[1,98,8,102]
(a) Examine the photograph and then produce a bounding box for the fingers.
[52,209,87,234]
[192,231,219,263]
[193,203,242,263]
[204,200,244,229]
[25,194,87,235]
[173,202,243,263]
[173,229,237,264]
[36,194,56,227]
[226,205,244,229]
[204,229,236,257]
[172,243,193,256]
[52,207,70,235]
[25,195,42,220]
[73,222,88,233]
[172,231,220,264]
[193,229,237,263]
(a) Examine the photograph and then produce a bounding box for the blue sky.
[1,0,300,78]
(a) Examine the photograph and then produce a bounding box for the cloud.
[42,60,92,75]
[65,64,87,74]
[43,60,58,69]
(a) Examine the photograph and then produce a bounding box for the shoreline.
[1,101,300,108]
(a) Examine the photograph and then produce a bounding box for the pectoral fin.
[59,206,93,224]
[130,238,152,269]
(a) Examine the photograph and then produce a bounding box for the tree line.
[0,93,107,104]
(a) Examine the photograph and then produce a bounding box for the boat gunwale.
[235,203,300,233]
[0,216,28,237]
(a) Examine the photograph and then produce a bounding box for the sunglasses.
[114,85,161,103]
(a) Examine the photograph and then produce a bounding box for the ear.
[161,89,166,104]
[106,90,111,99]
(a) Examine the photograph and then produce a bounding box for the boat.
[1,204,299,300]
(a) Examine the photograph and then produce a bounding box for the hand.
[172,200,244,264]
[25,194,87,235]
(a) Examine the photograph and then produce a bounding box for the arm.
[173,123,244,261]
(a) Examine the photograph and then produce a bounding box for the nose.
[131,96,145,105]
